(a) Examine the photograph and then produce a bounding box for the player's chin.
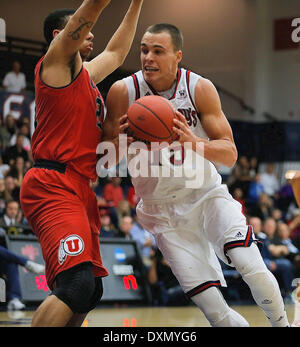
[143,71,158,84]
[80,48,93,62]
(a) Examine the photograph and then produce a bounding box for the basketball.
[127,95,178,145]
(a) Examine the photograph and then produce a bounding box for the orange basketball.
[127,95,177,145]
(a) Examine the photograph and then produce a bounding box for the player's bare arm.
[173,77,238,168]
[84,0,144,84]
[103,81,129,142]
[101,80,133,167]
[42,0,111,87]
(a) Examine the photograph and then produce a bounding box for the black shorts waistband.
[33,159,67,174]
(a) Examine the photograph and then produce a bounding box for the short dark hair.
[145,23,183,51]
[43,8,75,45]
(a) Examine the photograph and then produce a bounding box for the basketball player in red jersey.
[20,0,144,327]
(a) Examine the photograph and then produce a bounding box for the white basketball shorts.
[136,185,259,298]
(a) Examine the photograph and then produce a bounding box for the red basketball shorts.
[20,165,108,290]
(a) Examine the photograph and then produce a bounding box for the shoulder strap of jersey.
[186,69,197,110]
[131,73,140,100]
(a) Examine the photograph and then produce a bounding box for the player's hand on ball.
[119,114,134,145]
[173,111,198,145]
[119,114,129,134]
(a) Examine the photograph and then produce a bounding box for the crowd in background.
[0,62,300,308]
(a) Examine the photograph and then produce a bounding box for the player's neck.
[148,71,178,94]
[156,80,176,93]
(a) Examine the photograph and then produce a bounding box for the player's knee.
[53,262,103,313]
[228,243,267,277]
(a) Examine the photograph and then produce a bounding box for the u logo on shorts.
[58,235,85,265]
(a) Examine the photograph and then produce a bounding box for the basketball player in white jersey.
[102,23,289,327]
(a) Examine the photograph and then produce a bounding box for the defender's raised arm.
[85,0,144,84]
[46,0,110,62]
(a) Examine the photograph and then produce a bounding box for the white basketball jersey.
[123,68,222,201]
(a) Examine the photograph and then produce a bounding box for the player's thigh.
[202,197,249,257]
[38,198,95,289]
[154,230,221,293]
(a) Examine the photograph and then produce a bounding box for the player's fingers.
[173,126,185,139]
[119,123,129,134]
[120,122,128,130]
[173,117,188,132]
[175,111,188,126]
[120,114,128,125]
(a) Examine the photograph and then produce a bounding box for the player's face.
[140,32,182,91]
[79,31,94,61]
[54,28,94,62]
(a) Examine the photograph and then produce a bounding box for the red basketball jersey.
[31,57,105,181]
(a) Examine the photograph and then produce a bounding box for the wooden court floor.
[0,304,295,327]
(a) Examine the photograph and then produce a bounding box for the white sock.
[228,244,290,327]
[191,286,249,327]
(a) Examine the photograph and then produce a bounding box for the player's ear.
[52,29,61,40]
[176,50,183,64]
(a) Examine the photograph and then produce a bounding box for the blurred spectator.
[6,156,27,187]
[117,200,132,221]
[248,173,264,205]
[262,218,294,298]
[2,61,26,93]
[249,157,259,178]
[285,200,299,222]
[232,187,246,216]
[249,216,264,239]
[249,216,270,260]
[127,185,139,216]
[2,134,29,166]
[99,211,119,238]
[275,222,300,276]
[0,155,10,178]
[227,155,252,196]
[10,123,31,152]
[288,210,300,252]
[147,248,188,306]
[277,178,295,215]
[250,192,273,221]
[271,208,283,223]
[97,196,110,211]
[5,115,17,138]
[130,218,156,268]
[118,215,134,240]
[263,218,288,258]
[0,245,44,310]
[118,215,156,268]
[260,163,280,197]
[0,178,11,216]
[0,200,19,226]
[103,177,125,229]
[0,115,17,151]
[0,200,23,236]
[103,177,124,208]
[4,176,20,202]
